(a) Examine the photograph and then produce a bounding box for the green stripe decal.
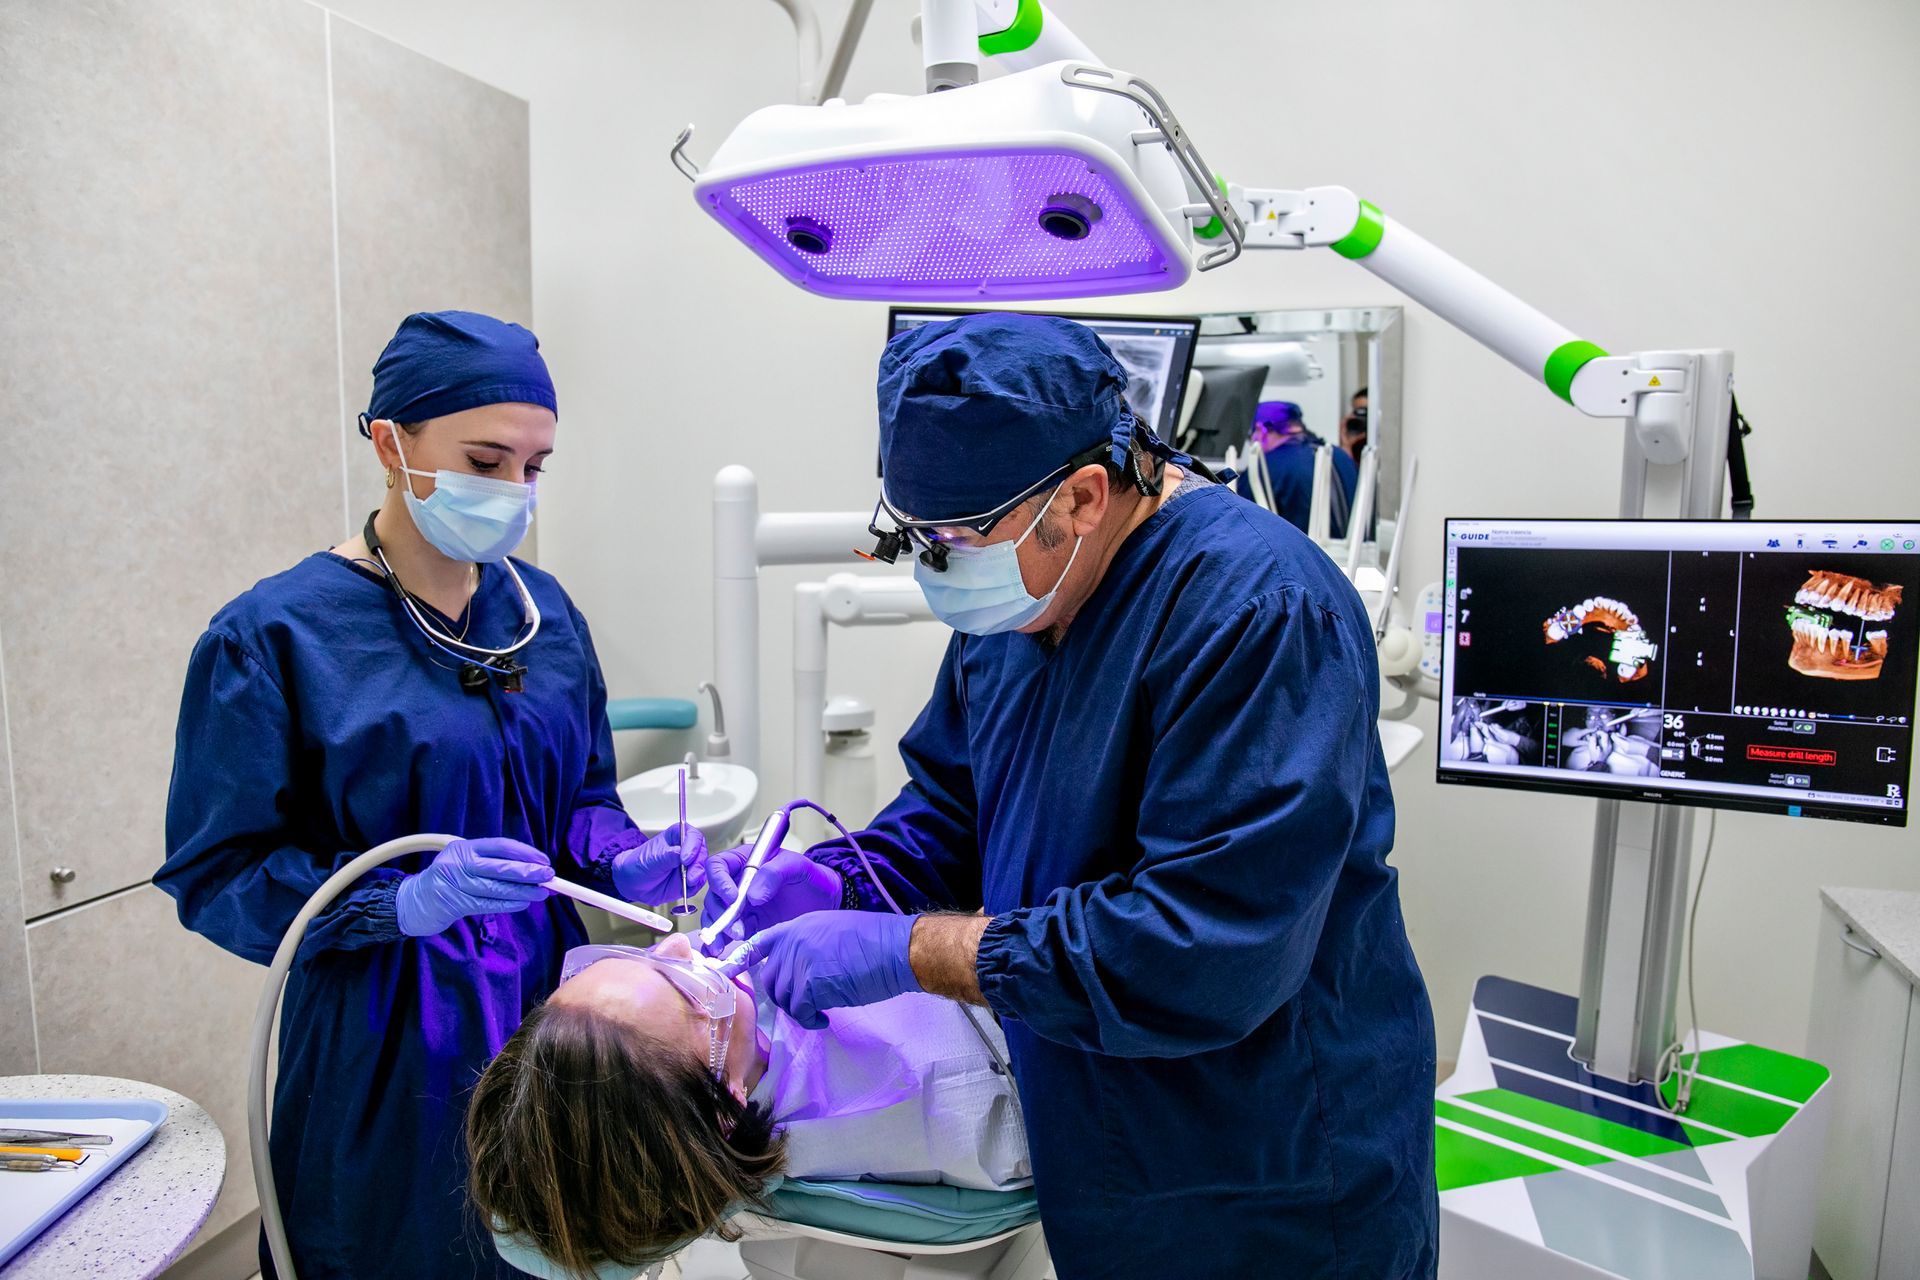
[978,0,1043,55]
[1330,200,1385,259]
[1437,1101,1614,1169]
[1457,1089,1690,1159]
[1544,339,1608,403]
[1436,1123,1559,1191]
[1687,1044,1830,1104]
[1659,1076,1798,1138]
[1193,174,1229,241]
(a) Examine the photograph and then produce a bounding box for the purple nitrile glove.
[702,844,843,936]
[740,910,919,1030]
[394,837,553,937]
[611,823,709,903]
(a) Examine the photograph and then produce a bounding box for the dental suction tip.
[714,942,757,978]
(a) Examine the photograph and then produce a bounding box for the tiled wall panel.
[331,15,536,551]
[0,687,35,1076]
[0,3,531,1267]
[0,0,341,918]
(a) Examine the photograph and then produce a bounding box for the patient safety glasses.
[560,944,737,1082]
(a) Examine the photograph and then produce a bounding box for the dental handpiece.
[698,805,793,949]
[711,938,758,979]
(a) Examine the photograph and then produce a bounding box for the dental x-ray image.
[1098,331,1178,434]
[1443,698,1543,767]
[1557,705,1661,775]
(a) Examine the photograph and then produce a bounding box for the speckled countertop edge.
[1822,886,1920,991]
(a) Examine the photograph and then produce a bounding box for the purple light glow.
[701,147,1185,301]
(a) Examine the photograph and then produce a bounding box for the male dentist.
[710,313,1436,1278]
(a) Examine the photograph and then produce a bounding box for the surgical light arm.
[734,4,1702,456]
[1227,183,1698,455]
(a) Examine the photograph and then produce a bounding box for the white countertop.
[0,1075,224,1280]
[1822,886,1920,991]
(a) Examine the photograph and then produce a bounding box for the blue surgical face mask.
[914,486,1082,636]
[391,427,536,563]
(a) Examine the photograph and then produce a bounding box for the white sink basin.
[617,762,759,850]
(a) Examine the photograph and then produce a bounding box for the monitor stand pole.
[1570,349,1737,1082]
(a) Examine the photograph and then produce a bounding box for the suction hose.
[249,833,455,1280]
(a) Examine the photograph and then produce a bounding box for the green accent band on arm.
[1330,200,1385,259]
[978,0,1044,55]
[1193,174,1229,241]
[1544,339,1610,403]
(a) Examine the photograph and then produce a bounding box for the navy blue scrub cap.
[359,310,556,437]
[878,313,1153,522]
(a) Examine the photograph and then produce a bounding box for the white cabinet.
[1883,988,1920,1280]
[1808,893,1920,1279]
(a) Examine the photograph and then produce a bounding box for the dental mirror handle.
[671,767,699,918]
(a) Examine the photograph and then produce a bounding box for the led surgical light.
[677,1,1706,467]
[683,58,1239,303]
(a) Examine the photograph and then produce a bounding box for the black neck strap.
[362,511,395,591]
[365,509,472,602]
[362,511,525,693]
[1726,393,1756,520]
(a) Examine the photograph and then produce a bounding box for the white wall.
[313,0,1920,1058]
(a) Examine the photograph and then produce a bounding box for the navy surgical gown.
[158,551,643,1279]
[812,479,1438,1279]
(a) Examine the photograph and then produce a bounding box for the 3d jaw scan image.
[1542,596,1659,683]
[1449,547,1673,707]
[1734,550,1920,723]
[1786,570,1903,681]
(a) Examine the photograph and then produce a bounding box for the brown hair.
[466,998,787,1278]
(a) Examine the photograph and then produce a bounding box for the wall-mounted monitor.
[887,307,1199,444]
[1438,518,1920,826]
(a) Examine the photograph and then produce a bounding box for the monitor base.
[1437,974,1829,1280]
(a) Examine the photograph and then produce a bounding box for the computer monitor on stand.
[887,307,1199,444]
[1436,518,1920,826]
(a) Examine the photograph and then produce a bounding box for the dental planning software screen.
[1438,519,1920,825]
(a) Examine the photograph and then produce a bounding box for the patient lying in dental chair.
[467,933,1030,1279]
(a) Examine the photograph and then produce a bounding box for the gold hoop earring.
[386,468,395,489]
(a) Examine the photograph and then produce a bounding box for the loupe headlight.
[867,443,1125,572]
[865,498,955,571]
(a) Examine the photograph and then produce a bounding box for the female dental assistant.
[157,311,702,1279]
